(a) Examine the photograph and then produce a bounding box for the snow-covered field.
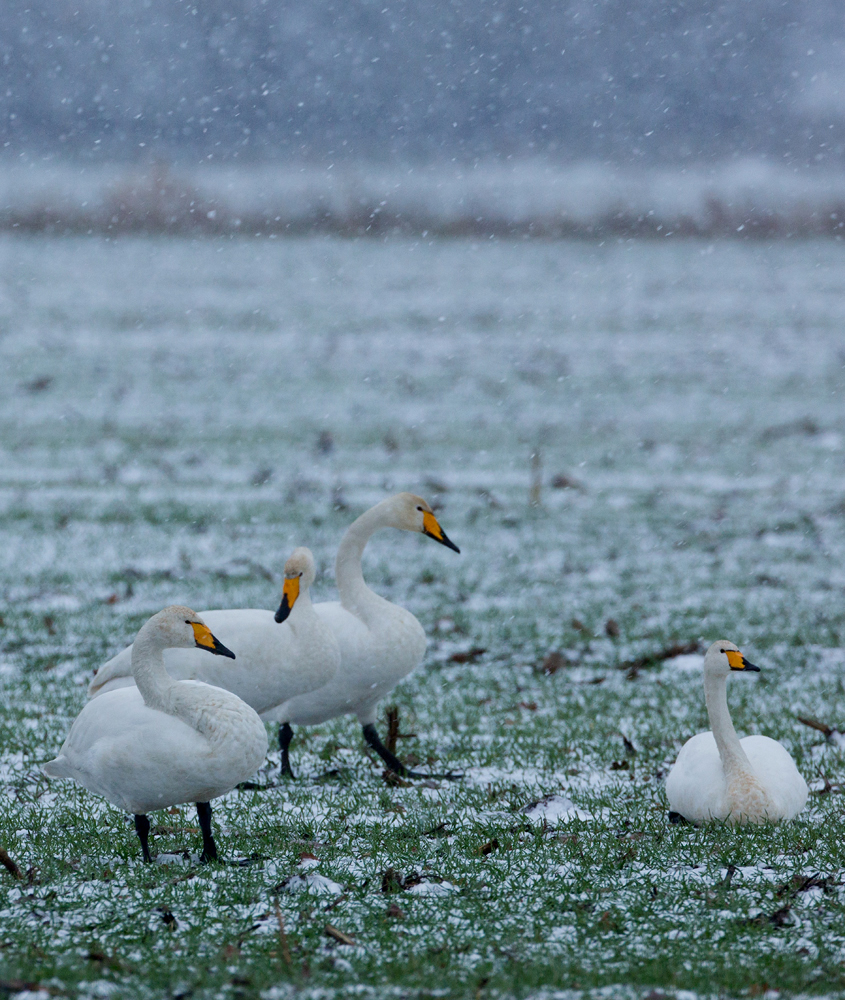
[1,234,845,998]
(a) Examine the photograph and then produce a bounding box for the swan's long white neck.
[287,584,315,635]
[335,503,391,618]
[131,628,178,713]
[132,627,227,742]
[703,671,753,778]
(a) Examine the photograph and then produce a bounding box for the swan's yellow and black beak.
[726,650,760,672]
[274,576,301,623]
[422,510,460,553]
[191,622,236,659]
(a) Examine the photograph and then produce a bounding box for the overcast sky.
[2,0,844,165]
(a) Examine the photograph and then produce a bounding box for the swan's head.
[142,605,236,659]
[382,492,460,553]
[274,547,316,623]
[704,640,760,678]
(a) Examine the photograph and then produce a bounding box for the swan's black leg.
[668,811,689,825]
[279,722,295,780]
[363,722,413,775]
[134,813,153,863]
[361,723,461,780]
[196,801,218,863]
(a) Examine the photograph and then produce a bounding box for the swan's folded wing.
[742,735,808,820]
[89,609,333,712]
[88,609,257,698]
[665,732,729,822]
[45,687,250,813]
[87,609,260,698]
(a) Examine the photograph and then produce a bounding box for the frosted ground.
[1,234,845,998]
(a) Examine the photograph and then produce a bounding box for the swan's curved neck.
[288,586,314,632]
[131,629,177,712]
[704,671,753,777]
[335,504,389,615]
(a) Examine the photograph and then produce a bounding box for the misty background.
[1,1,845,236]
[3,0,845,165]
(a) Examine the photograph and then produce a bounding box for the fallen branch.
[324,923,356,946]
[797,716,834,738]
[619,641,701,679]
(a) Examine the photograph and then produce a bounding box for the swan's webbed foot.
[196,801,219,863]
[134,813,153,863]
[668,811,690,825]
[279,722,296,780]
[361,723,459,780]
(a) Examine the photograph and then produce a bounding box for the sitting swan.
[273,492,460,779]
[43,606,268,862]
[665,640,807,824]
[87,549,340,721]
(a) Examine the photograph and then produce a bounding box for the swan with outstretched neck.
[665,640,807,824]
[272,492,460,779]
[43,606,268,863]
[87,549,339,722]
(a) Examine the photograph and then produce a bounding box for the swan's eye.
[299,572,303,577]
[416,506,423,511]
[719,648,726,653]
[185,620,192,625]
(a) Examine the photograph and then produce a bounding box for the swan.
[273,492,460,779]
[665,640,807,824]
[42,606,268,863]
[87,549,340,721]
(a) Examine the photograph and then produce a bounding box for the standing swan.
[86,549,340,724]
[275,493,460,779]
[665,641,807,824]
[43,606,268,862]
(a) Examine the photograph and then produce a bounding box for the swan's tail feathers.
[87,649,133,698]
[41,757,70,779]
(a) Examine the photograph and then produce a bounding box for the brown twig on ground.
[529,450,543,507]
[450,647,487,663]
[619,641,701,679]
[324,923,356,946]
[382,770,411,788]
[274,897,292,964]
[385,706,400,756]
[0,848,23,880]
[797,716,834,738]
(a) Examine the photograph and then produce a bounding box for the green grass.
[2,235,845,998]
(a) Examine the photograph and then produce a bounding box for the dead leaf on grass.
[450,647,487,663]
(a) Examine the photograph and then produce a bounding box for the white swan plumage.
[43,606,268,862]
[87,548,340,719]
[274,493,460,778]
[665,640,807,824]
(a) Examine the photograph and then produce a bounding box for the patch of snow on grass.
[523,794,592,823]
